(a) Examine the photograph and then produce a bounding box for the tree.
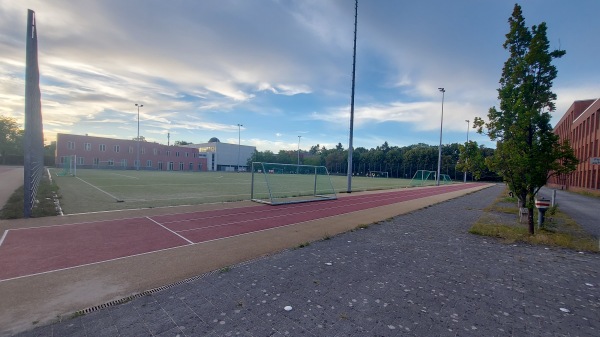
[456,141,486,180]
[174,140,191,146]
[0,116,22,164]
[473,4,577,234]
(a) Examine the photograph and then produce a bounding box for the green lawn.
[50,168,442,214]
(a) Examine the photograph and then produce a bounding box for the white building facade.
[186,138,255,172]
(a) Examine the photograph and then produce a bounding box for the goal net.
[367,171,388,178]
[439,174,453,184]
[409,170,436,186]
[57,155,76,176]
[251,162,337,205]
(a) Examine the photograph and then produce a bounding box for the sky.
[1,0,600,153]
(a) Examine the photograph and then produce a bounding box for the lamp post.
[135,103,143,170]
[464,119,469,183]
[237,124,243,172]
[436,88,445,186]
[297,135,302,166]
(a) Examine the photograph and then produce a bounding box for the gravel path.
[15,184,600,336]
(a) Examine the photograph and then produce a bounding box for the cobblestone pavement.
[16,184,600,336]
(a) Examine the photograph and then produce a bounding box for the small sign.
[591,157,600,165]
[535,198,551,209]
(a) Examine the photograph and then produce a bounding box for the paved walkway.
[540,186,600,239]
[13,184,600,336]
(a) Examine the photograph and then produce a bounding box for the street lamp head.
[438,87,445,93]
[135,103,143,108]
[466,119,469,123]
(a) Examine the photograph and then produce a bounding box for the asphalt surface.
[13,184,600,337]
[540,186,600,239]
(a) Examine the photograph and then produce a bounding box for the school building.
[548,98,600,194]
[55,133,207,171]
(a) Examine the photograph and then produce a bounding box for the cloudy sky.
[1,0,599,152]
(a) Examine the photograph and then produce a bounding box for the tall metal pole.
[436,88,445,186]
[297,135,302,166]
[237,124,243,172]
[135,103,143,170]
[347,0,358,193]
[464,119,469,183]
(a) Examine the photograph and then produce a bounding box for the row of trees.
[248,141,499,181]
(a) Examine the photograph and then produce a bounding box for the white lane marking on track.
[162,185,463,227]
[145,217,194,244]
[0,230,8,247]
[172,185,467,233]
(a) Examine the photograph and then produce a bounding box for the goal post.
[409,170,436,186]
[367,170,388,178]
[57,155,76,176]
[251,162,337,205]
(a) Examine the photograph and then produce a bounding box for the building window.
[176,151,181,157]
[147,160,152,168]
[179,162,184,170]
[153,148,158,155]
[93,158,99,165]
[121,159,127,167]
[108,159,114,166]
[166,150,171,156]
[114,145,120,153]
[129,146,134,153]
[185,152,189,157]
[67,141,75,150]
[77,157,84,165]
[100,144,106,152]
[134,160,140,168]
[84,143,91,151]
[141,147,146,154]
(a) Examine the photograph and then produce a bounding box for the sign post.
[591,157,600,165]
[535,198,551,228]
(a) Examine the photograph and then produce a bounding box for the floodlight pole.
[464,119,469,183]
[436,88,445,186]
[347,0,358,193]
[135,103,143,170]
[297,135,302,166]
[237,124,243,172]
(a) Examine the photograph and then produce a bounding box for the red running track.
[0,184,476,281]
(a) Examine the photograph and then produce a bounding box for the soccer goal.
[251,162,337,205]
[57,155,76,176]
[439,174,453,184]
[367,170,389,178]
[409,170,436,186]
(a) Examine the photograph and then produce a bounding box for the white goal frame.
[251,162,337,205]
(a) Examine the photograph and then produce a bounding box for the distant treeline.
[248,141,500,181]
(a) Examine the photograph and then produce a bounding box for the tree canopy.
[473,4,577,234]
[0,116,23,164]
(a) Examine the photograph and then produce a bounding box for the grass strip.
[470,188,599,253]
[0,174,60,219]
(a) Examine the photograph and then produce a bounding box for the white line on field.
[145,217,193,244]
[76,177,122,201]
[110,173,139,179]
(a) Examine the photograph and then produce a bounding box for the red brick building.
[548,99,600,194]
[55,133,207,172]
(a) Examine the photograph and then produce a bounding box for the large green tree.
[0,116,23,164]
[474,4,577,234]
